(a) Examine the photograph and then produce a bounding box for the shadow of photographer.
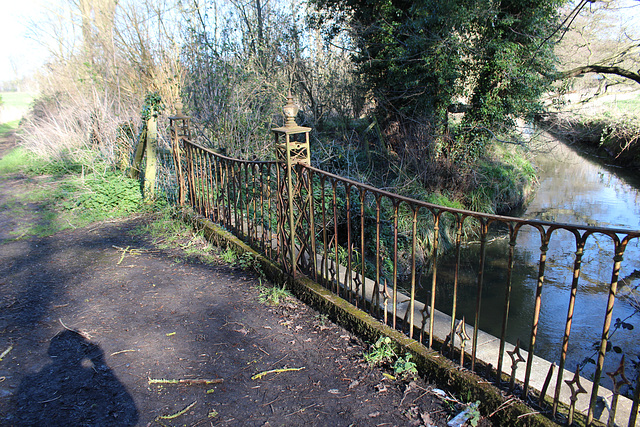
[13,329,138,426]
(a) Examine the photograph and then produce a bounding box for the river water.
[418,133,640,379]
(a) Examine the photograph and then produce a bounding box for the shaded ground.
[0,132,490,426]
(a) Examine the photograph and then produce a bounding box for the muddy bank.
[539,112,640,169]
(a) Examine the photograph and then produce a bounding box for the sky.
[0,0,638,85]
[0,0,49,83]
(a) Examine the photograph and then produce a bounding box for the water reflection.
[415,135,640,384]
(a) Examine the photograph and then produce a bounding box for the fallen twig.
[110,349,137,356]
[148,378,223,386]
[0,345,13,362]
[251,366,305,380]
[157,400,197,420]
[488,398,516,418]
[117,246,130,264]
[285,403,317,417]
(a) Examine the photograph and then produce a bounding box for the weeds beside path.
[0,132,490,426]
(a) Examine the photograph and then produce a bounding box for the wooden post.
[127,126,146,180]
[143,115,158,201]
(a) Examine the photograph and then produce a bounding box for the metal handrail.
[177,135,640,427]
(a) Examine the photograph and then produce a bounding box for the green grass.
[0,147,31,174]
[604,94,640,113]
[0,120,19,136]
[0,146,151,240]
[257,284,292,305]
[0,92,35,110]
[0,147,84,176]
[133,207,221,265]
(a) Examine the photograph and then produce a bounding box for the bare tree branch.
[557,64,640,85]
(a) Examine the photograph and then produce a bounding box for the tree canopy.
[311,0,567,162]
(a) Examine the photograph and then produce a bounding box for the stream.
[418,132,640,381]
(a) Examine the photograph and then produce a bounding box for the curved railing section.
[178,136,640,427]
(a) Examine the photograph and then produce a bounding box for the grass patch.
[133,207,220,265]
[257,284,292,305]
[0,92,35,110]
[1,146,152,240]
[0,147,31,174]
[604,94,640,114]
[0,120,19,137]
[0,147,84,176]
[470,143,537,214]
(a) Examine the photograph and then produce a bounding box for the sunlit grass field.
[605,93,640,113]
[1,92,35,110]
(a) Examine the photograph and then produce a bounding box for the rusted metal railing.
[176,133,640,426]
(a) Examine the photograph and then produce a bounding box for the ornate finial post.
[283,92,299,128]
[272,93,312,278]
[169,100,191,206]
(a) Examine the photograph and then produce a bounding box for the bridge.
[169,96,640,427]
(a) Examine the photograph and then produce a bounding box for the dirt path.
[0,133,486,426]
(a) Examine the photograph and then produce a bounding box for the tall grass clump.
[19,93,142,170]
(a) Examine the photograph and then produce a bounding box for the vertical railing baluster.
[259,164,265,252]
[449,216,463,356]
[472,218,489,372]
[497,226,516,386]
[206,153,215,219]
[211,153,220,222]
[332,179,340,297]
[375,195,382,319]
[553,234,585,416]
[428,212,440,349]
[409,206,419,339]
[345,184,353,303]
[224,159,231,228]
[524,226,551,395]
[186,144,196,209]
[359,188,366,309]
[309,170,318,281]
[321,176,329,288]
[392,201,399,330]
[587,238,627,425]
[267,164,274,259]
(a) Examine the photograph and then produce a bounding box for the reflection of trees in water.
[13,329,138,426]
[413,228,639,387]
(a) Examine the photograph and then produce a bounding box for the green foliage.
[364,337,419,380]
[0,147,85,177]
[311,0,566,163]
[257,284,292,305]
[62,173,143,216]
[220,247,238,264]
[471,144,537,214]
[364,337,397,367]
[234,252,259,271]
[466,401,482,427]
[0,120,19,137]
[0,147,31,174]
[0,92,34,110]
[393,353,418,380]
[141,92,164,120]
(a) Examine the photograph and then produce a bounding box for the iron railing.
[177,133,640,426]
